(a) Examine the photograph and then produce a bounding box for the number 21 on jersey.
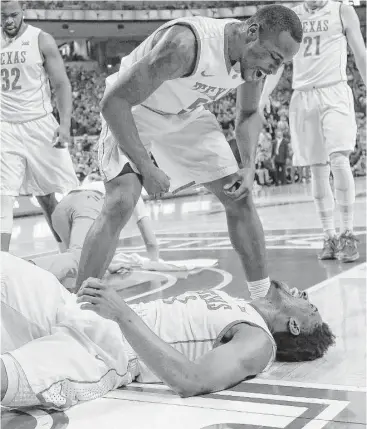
[303,35,321,57]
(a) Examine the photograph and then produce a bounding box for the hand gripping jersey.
[131,289,277,383]
[292,1,348,91]
[112,16,245,115]
[1,25,53,122]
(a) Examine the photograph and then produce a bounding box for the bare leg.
[1,358,8,401]
[0,195,14,251]
[75,173,142,291]
[36,193,62,244]
[204,175,268,282]
[1,234,11,252]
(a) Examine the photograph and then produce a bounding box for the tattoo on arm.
[106,25,197,107]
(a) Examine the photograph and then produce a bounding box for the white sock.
[330,153,355,234]
[310,164,336,238]
[247,277,271,300]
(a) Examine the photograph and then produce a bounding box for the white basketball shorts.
[1,114,78,197]
[289,81,357,166]
[98,105,239,192]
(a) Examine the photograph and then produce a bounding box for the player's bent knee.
[0,195,14,234]
[329,151,355,205]
[103,189,136,222]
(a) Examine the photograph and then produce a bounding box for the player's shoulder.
[37,30,59,55]
[230,323,274,371]
[153,22,196,54]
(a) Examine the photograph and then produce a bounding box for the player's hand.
[76,278,126,321]
[141,165,171,199]
[258,96,271,124]
[53,124,70,149]
[223,167,255,201]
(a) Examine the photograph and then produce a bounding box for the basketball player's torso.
[131,290,276,382]
[108,16,245,116]
[292,1,348,91]
[0,24,53,122]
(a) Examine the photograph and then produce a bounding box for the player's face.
[304,1,327,11]
[268,280,323,334]
[239,29,300,82]
[1,3,23,37]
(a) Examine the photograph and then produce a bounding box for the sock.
[247,277,271,300]
[330,153,355,234]
[310,164,336,238]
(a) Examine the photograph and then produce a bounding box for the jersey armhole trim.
[164,22,201,79]
[339,3,346,35]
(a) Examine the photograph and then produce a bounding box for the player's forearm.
[355,53,366,86]
[115,305,203,397]
[261,66,284,100]
[235,111,263,168]
[54,81,72,129]
[100,95,154,173]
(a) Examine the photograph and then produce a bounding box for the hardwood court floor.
[2,181,366,429]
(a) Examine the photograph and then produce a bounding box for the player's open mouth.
[255,69,264,79]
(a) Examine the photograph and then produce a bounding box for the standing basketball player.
[260,0,366,262]
[75,5,303,299]
[0,0,78,251]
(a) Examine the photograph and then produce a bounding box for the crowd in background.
[53,48,366,183]
[26,1,280,11]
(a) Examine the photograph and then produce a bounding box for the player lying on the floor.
[29,173,159,288]
[1,252,335,410]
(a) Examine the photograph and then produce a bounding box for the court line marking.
[307,262,366,294]
[123,268,232,302]
[127,383,351,405]
[247,378,367,392]
[106,389,309,417]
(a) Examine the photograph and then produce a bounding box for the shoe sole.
[318,255,337,260]
[339,253,360,263]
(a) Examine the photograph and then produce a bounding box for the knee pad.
[330,153,355,205]
[0,195,14,234]
[310,165,334,212]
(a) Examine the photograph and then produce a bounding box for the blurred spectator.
[352,149,366,176]
[271,129,289,186]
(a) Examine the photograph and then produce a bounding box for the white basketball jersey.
[0,25,53,122]
[109,16,245,115]
[131,290,277,383]
[292,1,348,90]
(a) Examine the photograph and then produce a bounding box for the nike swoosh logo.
[201,71,215,77]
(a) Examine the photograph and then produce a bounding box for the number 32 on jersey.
[1,67,22,91]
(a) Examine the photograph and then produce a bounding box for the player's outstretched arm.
[39,32,72,142]
[99,25,197,175]
[77,279,272,397]
[341,4,366,86]
[235,80,265,170]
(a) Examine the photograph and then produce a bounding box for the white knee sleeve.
[0,196,14,234]
[310,165,335,212]
[330,153,355,206]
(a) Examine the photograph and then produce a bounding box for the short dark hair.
[273,322,336,362]
[247,4,303,44]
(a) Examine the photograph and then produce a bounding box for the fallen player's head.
[235,5,303,82]
[1,1,24,38]
[254,280,335,362]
